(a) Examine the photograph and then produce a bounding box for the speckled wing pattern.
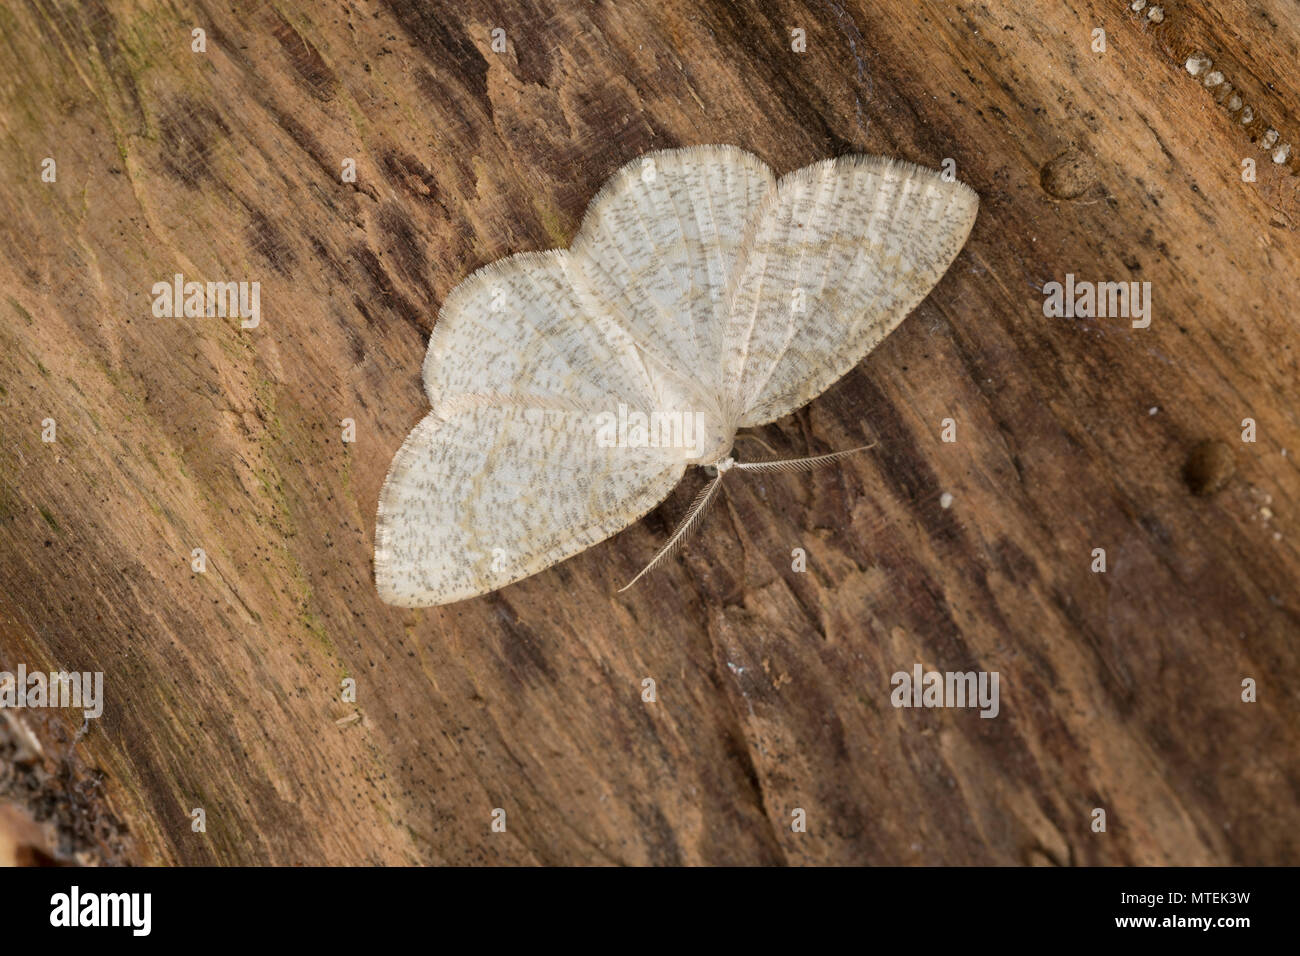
[722,156,979,427]
[375,249,686,606]
[375,146,978,607]
[375,405,684,606]
[567,146,775,409]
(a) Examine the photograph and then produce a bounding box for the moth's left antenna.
[618,468,728,592]
[617,444,876,592]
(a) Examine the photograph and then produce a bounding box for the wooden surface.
[1,0,1297,866]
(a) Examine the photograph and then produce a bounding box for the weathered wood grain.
[0,0,1297,865]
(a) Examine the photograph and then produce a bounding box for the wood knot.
[1183,440,1235,496]
[1040,149,1098,199]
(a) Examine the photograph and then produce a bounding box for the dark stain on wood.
[157,97,232,189]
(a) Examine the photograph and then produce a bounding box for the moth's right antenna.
[732,443,876,474]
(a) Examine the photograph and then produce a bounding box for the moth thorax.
[685,411,736,467]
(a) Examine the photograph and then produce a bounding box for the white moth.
[375,145,977,607]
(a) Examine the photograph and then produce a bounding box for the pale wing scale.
[376,405,684,606]
[378,245,685,606]
[567,145,776,401]
[422,249,656,416]
[721,156,978,427]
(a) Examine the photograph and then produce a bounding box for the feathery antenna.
[618,443,876,592]
[618,470,727,592]
[733,442,876,474]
